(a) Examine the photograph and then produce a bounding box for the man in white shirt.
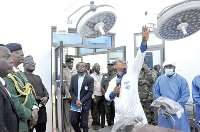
[90,63,105,130]
[105,26,149,124]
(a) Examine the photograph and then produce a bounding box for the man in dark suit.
[0,44,19,132]
[69,62,94,132]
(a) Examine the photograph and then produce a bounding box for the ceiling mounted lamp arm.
[157,1,189,19]
[158,0,200,19]
[67,1,96,24]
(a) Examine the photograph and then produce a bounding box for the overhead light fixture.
[67,1,117,39]
[153,0,200,41]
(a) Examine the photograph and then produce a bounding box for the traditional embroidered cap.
[23,55,35,65]
[163,60,176,68]
[66,57,74,63]
[5,43,22,52]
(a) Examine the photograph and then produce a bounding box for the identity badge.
[85,86,88,90]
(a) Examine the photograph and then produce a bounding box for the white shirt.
[90,72,103,99]
[78,74,85,100]
[0,77,11,97]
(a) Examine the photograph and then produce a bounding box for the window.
[86,36,112,47]
[53,32,83,45]
[78,48,93,55]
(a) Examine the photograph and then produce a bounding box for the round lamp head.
[76,5,116,39]
[153,0,200,41]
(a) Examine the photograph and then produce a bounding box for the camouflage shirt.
[101,71,117,92]
[138,68,157,101]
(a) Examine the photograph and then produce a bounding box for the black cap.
[107,60,115,65]
[6,43,22,52]
[66,58,74,63]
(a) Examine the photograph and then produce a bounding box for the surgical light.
[153,0,200,40]
[67,1,117,39]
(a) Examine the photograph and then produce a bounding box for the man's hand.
[76,100,82,108]
[68,97,72,103]
[142,25,150,44]
[113,86,121,95]
[40,97,48,106]
[29,109,38,127]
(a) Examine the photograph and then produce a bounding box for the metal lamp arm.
[67,1,97,24]
[67,5,90,24]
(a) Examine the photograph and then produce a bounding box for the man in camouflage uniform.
[138,58,157,125]
[63,58,77,132]
[101,61,116,126]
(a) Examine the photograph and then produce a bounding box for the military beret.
[6,43,22,52]
[66,58,74,63]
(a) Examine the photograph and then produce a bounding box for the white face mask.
[165,69,174,76]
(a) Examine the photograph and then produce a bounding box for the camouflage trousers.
[141,100,156,125]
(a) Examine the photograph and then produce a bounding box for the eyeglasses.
[26,62,36,66]
[77,65,85,68]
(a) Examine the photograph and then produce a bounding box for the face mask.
[165,69,174,76]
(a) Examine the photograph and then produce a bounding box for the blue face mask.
[165,69,174,76]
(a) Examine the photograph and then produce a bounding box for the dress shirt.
[78,74,85,100]
[0,77,11,97]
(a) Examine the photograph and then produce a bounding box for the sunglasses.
[26,62,36,66]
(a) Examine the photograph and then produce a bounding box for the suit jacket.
[69,74,94,111]
[4,71,38,132]
[0,82,19,132]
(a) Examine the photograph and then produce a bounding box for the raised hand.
[142,25,150,44]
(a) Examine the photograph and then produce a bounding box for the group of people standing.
[62,57,116,132]
[61,25,200,132]
[0,43,49,132]
[61,26,199,132]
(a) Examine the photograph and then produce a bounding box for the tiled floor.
[71,116,106,132]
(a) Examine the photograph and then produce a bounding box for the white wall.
[83,54,107,74]
[1,0,199,131]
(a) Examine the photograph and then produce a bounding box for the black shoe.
[80,123,83,128]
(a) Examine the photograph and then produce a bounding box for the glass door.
[54,41,64,132]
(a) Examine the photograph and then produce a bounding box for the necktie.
[5,83,8,89]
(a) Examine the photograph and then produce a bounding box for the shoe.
[93,125,98,130]
[101,124,105,128]
[80,123,83,128]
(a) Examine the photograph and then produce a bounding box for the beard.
[27,69,34,72]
